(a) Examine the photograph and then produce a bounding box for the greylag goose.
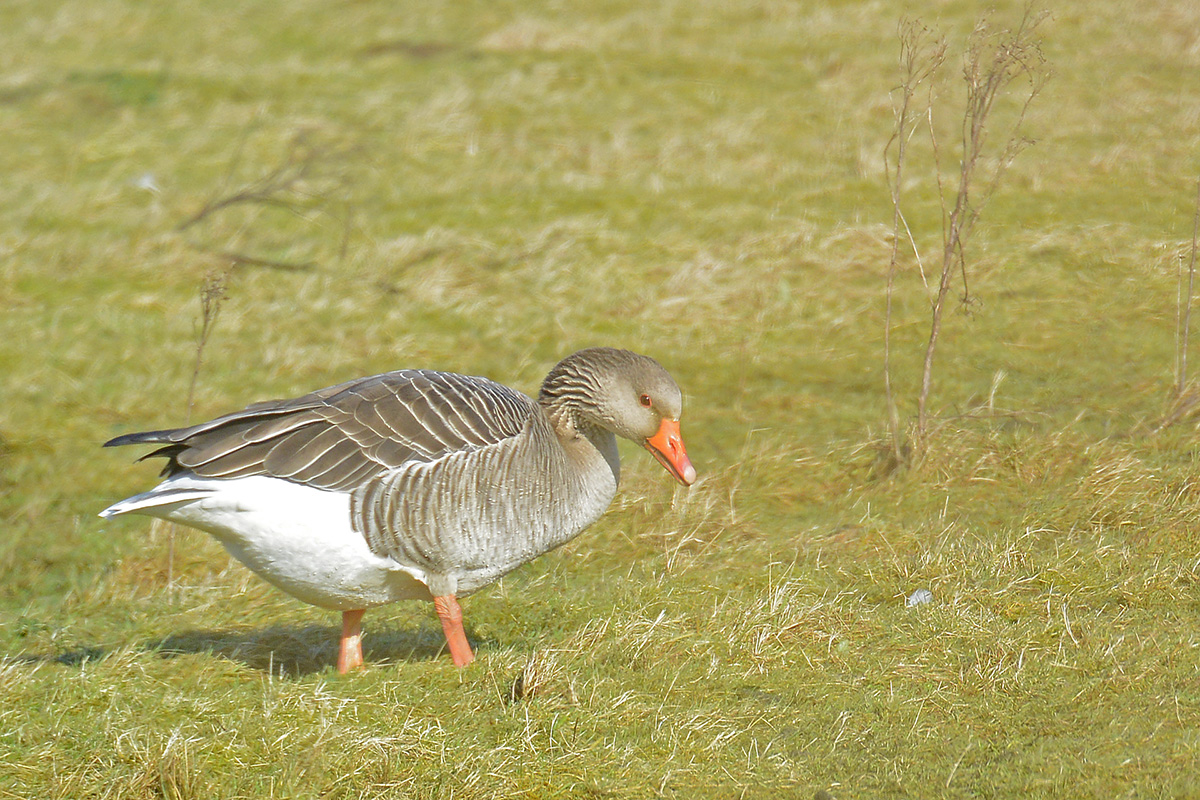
[100,347,696,672]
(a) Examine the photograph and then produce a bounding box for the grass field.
[3,0,1200,796]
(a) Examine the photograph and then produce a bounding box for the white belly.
[101,475,431,610]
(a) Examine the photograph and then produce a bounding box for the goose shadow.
[13,624,492,677]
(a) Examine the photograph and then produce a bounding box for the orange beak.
[644,418,697,486]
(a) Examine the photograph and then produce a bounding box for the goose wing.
[105,370,535,492]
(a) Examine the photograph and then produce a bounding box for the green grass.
[3,0,1200,796]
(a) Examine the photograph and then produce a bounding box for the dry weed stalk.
[1155,178,1200,431]
[186,266,229,418]
[884,6,1049,465]
[884,20,947,465]
[1170,177,1200,403]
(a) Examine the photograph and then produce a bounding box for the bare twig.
[176,128,357,270]
[1158,390,1200,431]
[177,132,330,232]
[337,198,355,265]
[185,244,315,272]
[1175,177,1200,397]
[1156,176,1200,433]
[884,20,947,465]
[914,5,1049,444]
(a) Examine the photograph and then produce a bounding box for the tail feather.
[98,485,214,519]
[104,429,181,448]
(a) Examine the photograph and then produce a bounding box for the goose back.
[110,370,533,491]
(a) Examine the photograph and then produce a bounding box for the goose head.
[540,348,697,486]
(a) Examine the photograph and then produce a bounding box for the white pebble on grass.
[906,588,933,608]
[133,173,160,194]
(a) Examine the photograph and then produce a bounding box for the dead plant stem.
[1176,177,1200,396]
[885,21,946,463]
[914,6,1047,443]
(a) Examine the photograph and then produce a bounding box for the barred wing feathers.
[104,370,535,493]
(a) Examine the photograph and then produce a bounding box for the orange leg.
[433,595,475,667]
[337,609,365,674]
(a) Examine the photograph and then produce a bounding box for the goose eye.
[639,394,653,408]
